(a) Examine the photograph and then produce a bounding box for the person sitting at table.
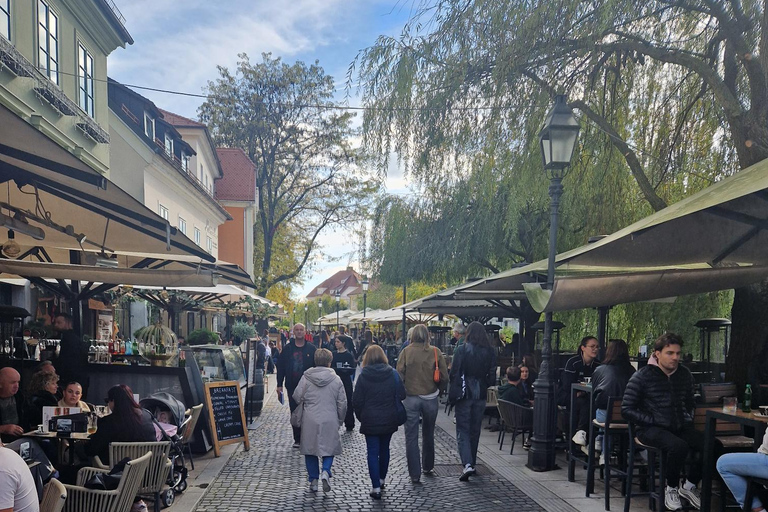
[498,366,528,406]
[590,339,635,462]
[717,427,768,512]
[58,382,90,412]
[518,365,534,402]
[560,336,601,449]
[84,384,155,464]
[0,441,40,511]
[0,368,28,443]
[622,333,701,511]
[25,372,59,433]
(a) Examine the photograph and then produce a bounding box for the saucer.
[753,411,768,418]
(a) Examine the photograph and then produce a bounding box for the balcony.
[34,80,78,116]
[0,36,35,78]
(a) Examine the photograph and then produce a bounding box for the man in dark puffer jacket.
[622,333,702,511]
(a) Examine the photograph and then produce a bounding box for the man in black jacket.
[53,313,89,398]
[277,323,317,447]
[622,333,702,511]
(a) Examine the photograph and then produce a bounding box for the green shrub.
[231,321,256,343]
[188,328,219,346]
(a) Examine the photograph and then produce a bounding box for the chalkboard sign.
[203,381,250,456]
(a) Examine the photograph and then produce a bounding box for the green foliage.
[231,321,256,343]
[188,328,219,346]
[199,53,381,297]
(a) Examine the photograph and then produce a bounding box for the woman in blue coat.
[352,344,405,500]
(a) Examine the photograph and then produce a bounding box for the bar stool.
[741,477,768,512]
[626,422,666,512]
[587,397,629,510]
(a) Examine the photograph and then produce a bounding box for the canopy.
[134,284,271,305]
[0,104,213,262]
[368,308,437,324]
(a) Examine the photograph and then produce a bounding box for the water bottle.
[743,384,753,412]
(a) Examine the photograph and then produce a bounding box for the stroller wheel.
[174,479,188,493]
[160,488,175,508]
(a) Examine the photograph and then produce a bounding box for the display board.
[203,380,250,456]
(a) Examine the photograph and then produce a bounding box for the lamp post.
[335,290,341,331]
[527,94,580,472]
[318,298,323,332]
[304,304,308,327]
[362,276,369,332]
[292,308,295,327]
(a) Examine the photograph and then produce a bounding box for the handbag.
[433,348,441,384]
[83,457,129,490]
[290,403,304,428]
[392,370,407,426]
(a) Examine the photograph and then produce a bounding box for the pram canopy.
[139,392,187,428]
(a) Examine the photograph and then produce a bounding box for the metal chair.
[62,451,152,512]
[40,478,67,512]
[626,423,666,512]
[586,397,630,510]
[179,404,203,470]
[742,476,768,512]
[496,399,533,454]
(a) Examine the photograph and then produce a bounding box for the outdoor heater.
[695,318,731,383]
[528,94,580,473]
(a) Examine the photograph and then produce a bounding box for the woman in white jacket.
[293,348,347,493]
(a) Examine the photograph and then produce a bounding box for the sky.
[108,0,417,301]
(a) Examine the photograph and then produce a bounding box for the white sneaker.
[678,485,701,509]
[665,486,682,511]
[580,445,590,456]
[598,452,605,467]
[595,437,602,452]
[292,442,300,449]
[572,430,588,446]
[320,471,331,492]
[309,479,318,492]
[459,463,474,481]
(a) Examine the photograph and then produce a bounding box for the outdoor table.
[700,409,768,511]
[22,431,91,465]
[568,382,594,484]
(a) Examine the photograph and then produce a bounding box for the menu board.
[203,381,250,456]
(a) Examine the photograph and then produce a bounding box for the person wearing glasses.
[84,384,155,464]
[560,336,601,449]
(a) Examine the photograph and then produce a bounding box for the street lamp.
[318,298,323,332]
[528,94,580,473]
[292,308,295,326]
[304,303,308,327]
[362,276,369,332]
[335,290,341,330]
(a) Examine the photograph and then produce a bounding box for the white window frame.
[158,204,169,220]
[206,236,212,253]
[37,0,59,84]
[164,133,173,157]
[181,151,189,172]
[77,43,95,117]
[1,0,10,41]
[178,217,186,235]
[194,227,201,246]
[144,112,155,140]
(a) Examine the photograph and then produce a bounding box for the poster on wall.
[97,313,113,341]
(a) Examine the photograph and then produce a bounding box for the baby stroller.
[140,393,190,507]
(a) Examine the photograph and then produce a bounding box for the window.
[77,43,94,117]
[37,1,59,84]
[206,236,212,253]
[158,204,169,220]
[164,133,173,157]
[199,164,203,182]
[1,0,9,40]
[178,217,186,234]
[181,152,189,172]
[194,228,201,246]
[144,112,155,140]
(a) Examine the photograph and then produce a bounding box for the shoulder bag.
[433,348,441,383]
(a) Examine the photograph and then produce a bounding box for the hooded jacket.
[292,367,346,456]
[352,363,406,436]
[621,357,695,433]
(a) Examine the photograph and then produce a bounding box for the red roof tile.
[215,148,256,202]
[158,108,206,128]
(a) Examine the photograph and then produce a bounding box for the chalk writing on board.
[208,384,244,441]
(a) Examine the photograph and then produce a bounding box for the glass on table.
[87,413,98,435]
[722,396,738,414]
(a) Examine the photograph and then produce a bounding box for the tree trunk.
[726,283,768,398]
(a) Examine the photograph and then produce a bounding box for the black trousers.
[574,393,591,433]
[343,383,354,429]
[638,426,705,487]
[288,392,301,443]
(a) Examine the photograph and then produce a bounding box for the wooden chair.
[40,478,67,512]
[179,404,204,470]
[625,423,666,512]
[62,451,152,512]
[96,442,172,512]
[699,382,737,406]
[497,399,533,454]
[585,397,631,510]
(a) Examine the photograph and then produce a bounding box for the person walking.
[353,345,405,500]
[332,336,356,431]
[292,349,347,493]
[276,323,317,447]
[448,321,497,481]
[396,324,448,483]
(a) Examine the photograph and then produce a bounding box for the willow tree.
[199,53,379,296]
[352,0,764,386]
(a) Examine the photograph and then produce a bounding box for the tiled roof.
[306,268,363,299]
[158,108,206,128]
[215,148,256,202]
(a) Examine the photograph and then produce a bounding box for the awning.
[133,284,271,305]
[0,104,214,262]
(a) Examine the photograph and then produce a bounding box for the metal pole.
[401,283,407,344]
[336,302,339,330]
[597,306,609,361]
[528,175,563,472]
[363,292,367,333]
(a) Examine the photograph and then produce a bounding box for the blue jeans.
[454,398,486,467]
[403,395,438,477]
[364,433,392,488]
[305,455,334,482]
[595,408,607,423]
[717,452,768,509]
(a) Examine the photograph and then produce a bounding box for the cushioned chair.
[62,451,152,512]
[95,442,172,512]
[40,478,67,512]
[497,399,533,454]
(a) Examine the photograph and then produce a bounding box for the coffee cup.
[759,406,768,416]
[36,424,44,433]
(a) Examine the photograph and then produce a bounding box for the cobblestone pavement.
[195,394,544,512]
